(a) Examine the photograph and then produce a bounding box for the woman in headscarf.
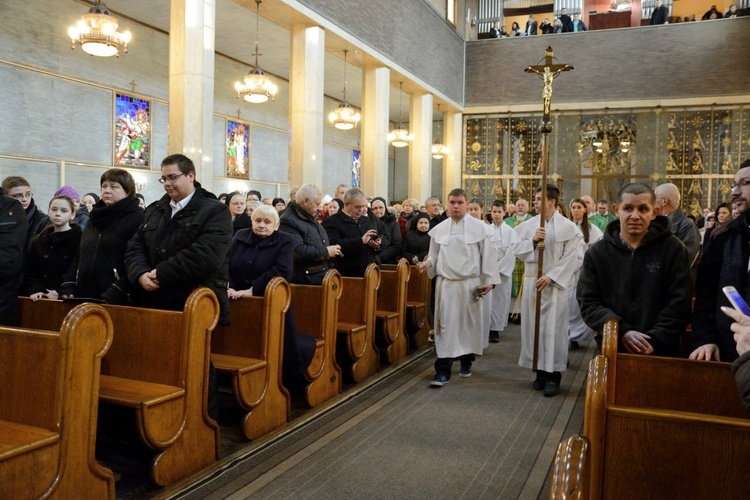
[401,212,431,265]
[225,191,251,234]
[370,197,402,264]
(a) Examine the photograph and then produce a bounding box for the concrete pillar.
[289,26,325,188]
[443,111,463,197]
[169,0,216,191]
[408,92,433,201]
[360,66,390,198]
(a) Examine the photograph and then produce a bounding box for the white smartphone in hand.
[723,286,750,317]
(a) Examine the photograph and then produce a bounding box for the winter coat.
[232,212,252,235]
[577,215,692,357]
[323,210,385,277]
[279,201,332,285]
[23,225,81,296]
[0,195,27,326]
[24,198,48,252]
[401,229,431,264]
[229,229,293,295]
[125,185,233,325]
[374,211,402,264]
[692,211,750,362]
[76,196,143,302]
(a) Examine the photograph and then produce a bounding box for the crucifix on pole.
[523,46,572,374]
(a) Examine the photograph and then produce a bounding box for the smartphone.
[723,286,750,317]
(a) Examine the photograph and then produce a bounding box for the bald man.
[654,183,701,268]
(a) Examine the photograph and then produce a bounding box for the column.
[442,111,463,197]
[169,0,216,191]
[408,92,433,202]
[289,26,325,189]
[360,66,390,198]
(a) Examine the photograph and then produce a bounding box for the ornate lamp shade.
[69,1,131,57]
[329,101,361,130]
[388,127,413,148]
[235,67,278,104]
[431,142,448,159]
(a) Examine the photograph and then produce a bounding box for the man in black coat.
[408,196,447,232]
[691,160,750,362]
[126,154,233,326]
[525,14,538,36]
[559,8,573,32]
[650,0,669,25]
[323,188,386,277]
[2,176,47,252]
[0,188,28,326]
[578,183,692,356]
[279,183,340,284]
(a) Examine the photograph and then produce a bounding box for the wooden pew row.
[383,263,432,349]
[211,277,291,440]
[337,263,381,383]
[0,303,115,499]
[291,270,343,407]
[582,354,750,500]
[375,259,409,364]
[17,288,220,487]
[549,435,590,500]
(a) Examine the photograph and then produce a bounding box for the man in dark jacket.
[323,188,386,277]
[125,154,233,326]
[578,183,692,356]
[559,8,573,32]
[650,0,669,25]
[690,160,750,362]
[0,188,28,326]
[279,183,340,284]
[2,176,47,252]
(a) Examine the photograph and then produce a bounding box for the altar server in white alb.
[419,188,500,387]
[488,200,520,343]
[515,185,582,396]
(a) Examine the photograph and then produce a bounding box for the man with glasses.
[1,176,47,250]
[691,159,750,362]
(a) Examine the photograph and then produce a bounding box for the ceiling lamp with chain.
[235,0,278,104]
[431,104,449,159]
[68,1,131,57]
[388,82,412,148]
[329,49,361,130]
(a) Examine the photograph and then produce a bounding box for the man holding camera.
[323,188,389,277]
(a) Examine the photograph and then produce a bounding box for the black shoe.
[532,370,549,390]
[489,331,500,343]
[543,379,560,396]
[570,341,580,350]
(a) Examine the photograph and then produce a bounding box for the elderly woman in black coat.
[370,197,402,264]
[401,212,432,265]
[228,204,315,386]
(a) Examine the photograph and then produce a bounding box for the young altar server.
[514,185,582,396]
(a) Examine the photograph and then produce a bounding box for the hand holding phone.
[723,286,750,316]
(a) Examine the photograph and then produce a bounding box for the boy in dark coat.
[0,188,28,326]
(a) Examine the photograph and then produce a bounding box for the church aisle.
[173,325,594,500]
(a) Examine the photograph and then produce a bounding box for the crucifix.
[237,108,242,120]
[129,80,137,93]
[523,46,572,374]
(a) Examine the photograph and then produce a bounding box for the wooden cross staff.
[524,46,572,373]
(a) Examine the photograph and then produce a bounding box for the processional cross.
[523,47,572,373]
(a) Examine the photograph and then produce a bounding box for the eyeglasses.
[9,191,32,200]
[159,173,186,184]
[730,178,750,190]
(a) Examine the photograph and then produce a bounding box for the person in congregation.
[419,188,499,387]
[246,190,261,204]
[539,18,554,34]
[690,159,750,362]
[511,21,523,36]
[328,197,343,218]
[272,197,286,213]
[1,176,48,252]
[401,212,431,265]
[505,198,532,315]
[334,184,348,201]
[53,185,89,229]
[567,198,603,349]
[488,200,520,343]
[22,195,81,301]
[654,183,701,280]
[227,204,315,385]
[578,183,692,357]
[515,185,581,396]
[650,0,669,25]
[408,196,445,232]
[702,5,723,19]
[571,13,587,31]
[559,8,573,32]
[489,21,501,38]
[225,191,251,234]
[721,306,750,415]
[725,4,739,18]
[370,197,402,264]
[75,169,143,302]
[0,187,27,326]
[499,25,509,37]
[525,14,538,35]
[398,198,417,238]
[279,183,340,285]
[323,188,385,277]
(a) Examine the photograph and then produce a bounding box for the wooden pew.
[0,303,115,499]
[549,435,590,500]
[375,259,410,364]
[583,354,750,499]
[383,263,432,349]
[290,270,343,407]
[337,263,381,383]
[211,277,291,440]
[17,287,220,487]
